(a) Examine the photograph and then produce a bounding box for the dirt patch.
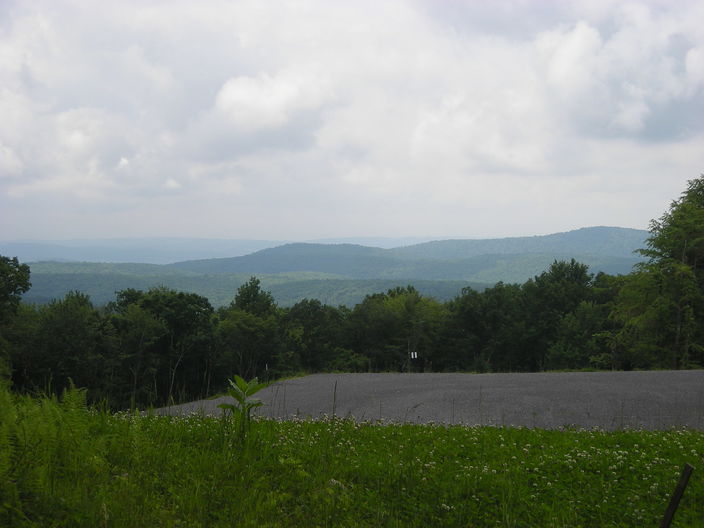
[157,370,704,430]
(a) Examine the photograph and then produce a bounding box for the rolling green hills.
[23,262,482,307]
[168,243,406,276]
[169,227,646,281]
[18,227,648,307]
[387,226,647,259]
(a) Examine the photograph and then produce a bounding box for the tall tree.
[5,304,41,389]
[117,287,215,404]
[0,256,31,380]
[612,175,704,368]
[283,299,345,372]
[216,307,280,381]
[445,282,527,372]
[31,291,117,399]
[347,287,444,372]
[384,286,446,372]
[641,177,704,271]
[232,277,276,318]
[347,291,404,371]
[0,256,31,321]
[522,259,593,370]
[216,278,282,381]
[545,300,610,370]
[111,303,168,408]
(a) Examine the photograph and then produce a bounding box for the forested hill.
[387,226,648,259]
[22,263,481,308]
[169,227,647,279]
[168,243,401,276]
[18,226,647,308]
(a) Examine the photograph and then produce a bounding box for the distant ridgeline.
[18,226,646,307]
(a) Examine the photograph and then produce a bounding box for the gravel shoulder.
[156,370,704,430]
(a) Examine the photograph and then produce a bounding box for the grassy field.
[1,387,703,527]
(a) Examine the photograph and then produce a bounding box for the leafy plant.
[218,375,267,438]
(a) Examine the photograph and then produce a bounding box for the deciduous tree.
[0,256,31,380]
[612,175,704,368]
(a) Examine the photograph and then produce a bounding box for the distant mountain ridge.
[169,243,404,276]
[14,226,650,308]
[388,226,647,260]
[2,227,647,265]
[169,227,648,280]
[0,238,286,264]
[0,236,439,264]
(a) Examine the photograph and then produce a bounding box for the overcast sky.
[1,0,703,241]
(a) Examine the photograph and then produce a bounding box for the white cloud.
[215,68,331,132]
[0,143,22,177]
[0,0,702,240]
[535,3,704,137]
[163,178,182,190]
[686,47,704,88]
[538,21,603,100]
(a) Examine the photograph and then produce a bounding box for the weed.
[217,375,267,441]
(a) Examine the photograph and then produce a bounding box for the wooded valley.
[1,176,703,410]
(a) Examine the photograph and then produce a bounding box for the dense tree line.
[1,176,703,409]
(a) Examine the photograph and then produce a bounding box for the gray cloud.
[1,0,703,241]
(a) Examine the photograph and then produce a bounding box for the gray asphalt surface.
[157,371,704,430]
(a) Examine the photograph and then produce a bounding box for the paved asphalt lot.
[157,371,704,430]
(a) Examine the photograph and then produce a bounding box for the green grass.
[1,387,703,527]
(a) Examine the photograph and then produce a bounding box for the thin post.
[331,380,337,418]
[660,463,694,528]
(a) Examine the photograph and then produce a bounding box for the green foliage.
[217,375,267,439]
[347,293,394,370]
[545,301,611,370]
[24,261,485,308]
[110,303,168,408]
[0,255,31,381]
[612,175,704,369]
[326,347,369,372]
[641,177,704,268]
[133,287,215,405]
[283,298,347,372]
[16,291,118,400]
[231,276,277,317]
[1,387,703,527]
[217,306,281,381]
[522,259,594,370]
[0,255,31,321]
[445,282,528,372]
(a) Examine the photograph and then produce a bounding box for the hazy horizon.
[1,225,649,244]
